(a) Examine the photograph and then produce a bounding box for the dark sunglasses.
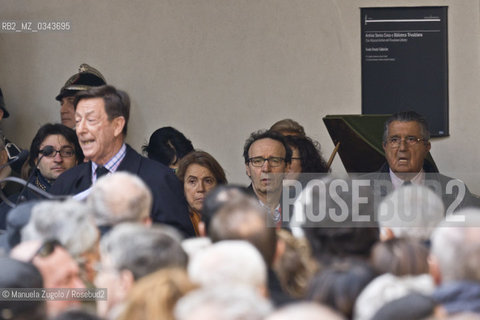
[40,146,75,158]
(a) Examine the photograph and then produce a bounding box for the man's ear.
[0,109,4,121]
[425,140,431,152]
[285,161,291,173]
[245,163,251,178]
[119,269,135,293]
[112,116,126,137]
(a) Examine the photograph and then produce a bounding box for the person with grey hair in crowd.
[354,238,434,320]
[95,223,188,319]
[86,172,152,235]
[175,285,273,320]
[21,199,99,284]
[371,209,480,319]
[377,184,445,242]
[428,209,480,316]
[266,302,345,320]
[188,240,268,296]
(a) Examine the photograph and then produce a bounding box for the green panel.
[323,114,438,173]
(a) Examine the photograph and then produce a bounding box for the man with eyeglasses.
[243,130,292,223]
[368,111,478,211]
[50,85,195,237]
[0,123,83,229]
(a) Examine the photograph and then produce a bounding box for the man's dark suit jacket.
[363,162,480,213]
[50,145,195,237]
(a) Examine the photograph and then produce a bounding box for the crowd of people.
[0,64,479,320]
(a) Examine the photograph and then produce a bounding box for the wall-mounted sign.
[361,7,448,137]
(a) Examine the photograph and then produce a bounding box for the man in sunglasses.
[243,130,292,223]
[24,123,84,187]
[0,123,83,228]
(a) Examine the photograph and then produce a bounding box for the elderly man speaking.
[50,85,195,237]
[367,110,478,213]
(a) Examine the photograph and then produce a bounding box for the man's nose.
[76,119,85,133]
[398,138,408,150]
[60,104,68,113]
[53,152,63,162]
[261,160,271,172]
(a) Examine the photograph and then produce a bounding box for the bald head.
[266,303,343,320]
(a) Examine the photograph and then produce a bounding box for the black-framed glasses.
[28,239,61,263]
[40,146,75,158]
[386,136,426,148]
[248,157,285,167]
[291,157,302,161]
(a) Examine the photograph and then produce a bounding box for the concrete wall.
[0,0,479,192]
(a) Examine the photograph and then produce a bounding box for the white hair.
[266,302,344,320]
[431,208,480,282]
[188,240,267,290]
[175,285,272,320]
[87,172,152,226]
[21,199,98,257]
[353,273,434,320]
[100,223,186,280]
[377,184,445,240]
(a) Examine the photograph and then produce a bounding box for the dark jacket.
[0,170,51,230]
[373,281,480,319]
[268,268,296,307]
[362,162,480,213]
[433,281,480,315]
[50,145,195,237]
